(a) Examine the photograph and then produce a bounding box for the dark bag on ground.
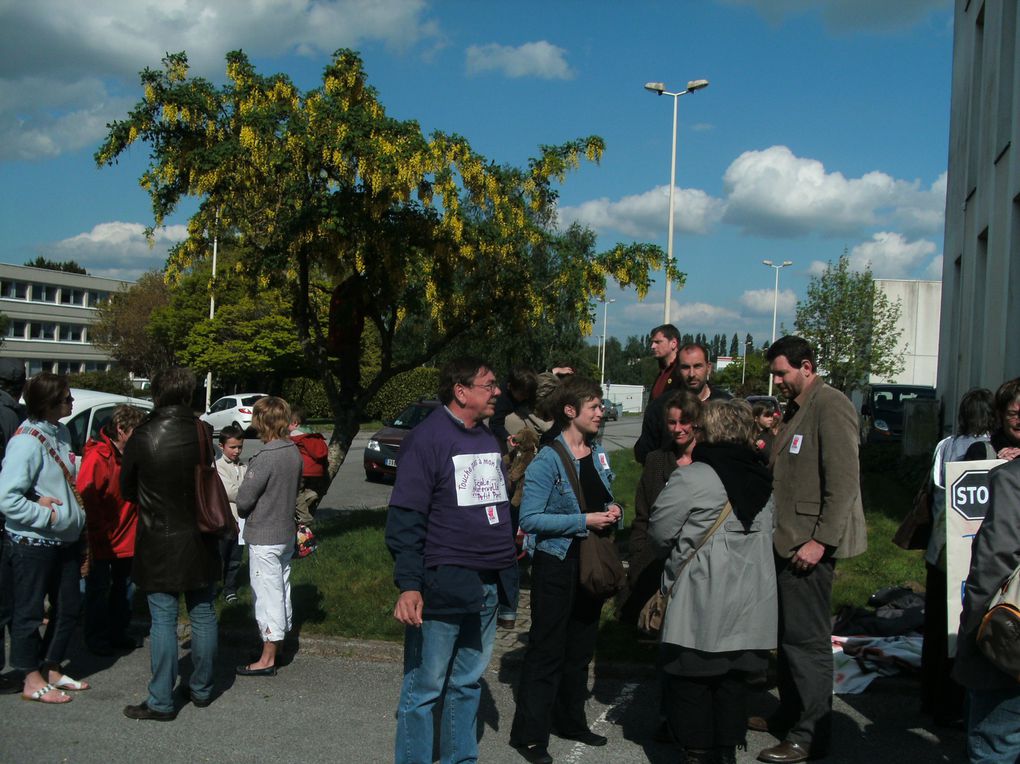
[194,420,237,537]
[550,440,625,600]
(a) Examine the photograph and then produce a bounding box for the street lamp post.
[205,210,220,412]
[741,336,753,386]
[644,78,709,325]
[599,297,616,387]
[762,259,793,396]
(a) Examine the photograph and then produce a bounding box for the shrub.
[67,370,135,395]
[366,367,439,422]
[281,377,332,419]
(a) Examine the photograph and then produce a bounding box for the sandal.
[22,683,72,704]
[52,675,90,691]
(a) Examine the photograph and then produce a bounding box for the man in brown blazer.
[754,336,867,764]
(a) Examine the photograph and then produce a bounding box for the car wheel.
[232,421,243,431]
[365,470,384,483]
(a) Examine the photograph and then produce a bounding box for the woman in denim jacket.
[509,377,622,764]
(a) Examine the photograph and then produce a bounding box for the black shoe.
[0,674,21,695]
[555,728,607,746]
[223,591,239,604]
[110,635,142,651]
[235,663,276,676]
[652,720,675,744]
[123,702,177,721]
[511,742,553,764]
[183,688,213,708]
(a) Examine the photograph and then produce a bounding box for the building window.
[84,361,111,372]
[0,280,27,300]
[31,284,58,303]
[29,322,56,341]
[27,360,54,375]
[6,320,27,339]
[60,288,85,306]
[62,324,85,343]
[56,361,82,375]
[86,290,110,308]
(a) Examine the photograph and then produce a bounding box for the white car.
[200,393,267,435]
[60,388,154,456]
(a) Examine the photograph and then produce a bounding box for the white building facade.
[938,1,1020,414]
[0,263,131,375]
[872,279,942,387]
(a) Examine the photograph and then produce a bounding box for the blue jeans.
[395,582,498,764]
[146,587,217,712]
[967,687,1020,763]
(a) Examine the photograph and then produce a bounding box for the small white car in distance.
[200,393,267,435]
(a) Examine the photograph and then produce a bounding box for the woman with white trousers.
[235,396,302,676]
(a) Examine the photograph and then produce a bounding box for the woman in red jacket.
[76,404,147,655]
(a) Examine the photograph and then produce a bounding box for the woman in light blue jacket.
[0,372,87,704]
[509,377,622,764]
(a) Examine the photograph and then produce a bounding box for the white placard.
[945,458,1003,654]
[451,452,508,506]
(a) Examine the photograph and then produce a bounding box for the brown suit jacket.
[769,377,867,559]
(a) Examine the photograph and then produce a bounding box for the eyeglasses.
[1005,409,1020,421]
[463,382,498,393]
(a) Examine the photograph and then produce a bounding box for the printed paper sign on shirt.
[452,452,508,506]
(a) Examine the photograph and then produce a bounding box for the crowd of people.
[0,364,326,718]
[1,324,1019,763]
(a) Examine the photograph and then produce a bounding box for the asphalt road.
[0,634,963,763]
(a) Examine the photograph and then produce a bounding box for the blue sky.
[0,0,954,347]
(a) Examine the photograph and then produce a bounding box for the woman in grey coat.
[649,399,776,764]
[235,396,302,677]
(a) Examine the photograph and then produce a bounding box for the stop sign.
[950,470,992,521]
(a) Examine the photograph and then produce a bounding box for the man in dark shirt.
[635,340,731,463]
[386,357,518,764]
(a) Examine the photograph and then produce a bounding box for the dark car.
[745,394,782,416]
[363,399,441,481]
[860,384,936,443]
[603,400,621,421]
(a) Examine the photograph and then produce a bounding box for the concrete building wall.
[872,279,942,386]
[602,383,644,413]
[938,1,1020,421]
[0,263,132,375]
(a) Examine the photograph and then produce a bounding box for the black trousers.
[218,534,245,593]
[920,561,965,723]
[775,554,835,754]
[664,671,749,749]
[510,550,603,747]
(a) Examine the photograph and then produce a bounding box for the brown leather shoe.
[757,740,810,763]
[747,715,771,733]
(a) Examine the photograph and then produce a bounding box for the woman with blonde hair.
[235,396,302,676]
[649,399,776,764]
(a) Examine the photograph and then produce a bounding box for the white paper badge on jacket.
[598,452,609,471]
[790,434,803,454]
[452,452,508,506]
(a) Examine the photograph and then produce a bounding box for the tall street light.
[599,297,616,387]
[644,78,709,325]
[762,259,793,395]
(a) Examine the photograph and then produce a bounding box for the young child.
[289,406,330,526]
[216,424,248,603]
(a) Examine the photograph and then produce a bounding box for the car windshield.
[872,388,934,412]
[240,395,265,406]
[392,403,434,429]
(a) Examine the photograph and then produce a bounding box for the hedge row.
[281,367,439,423]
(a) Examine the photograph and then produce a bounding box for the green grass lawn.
[208,442,929,662]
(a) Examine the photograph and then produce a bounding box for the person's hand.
[393,591,424,627]
[791,539,826,573]
[605,503,623,523]
[998,447,1020,461]
[551,366,574,377]
[38,496,62,526]
[585,511,618,531]
[507,434,518,450]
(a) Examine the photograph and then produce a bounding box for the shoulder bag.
[976,562,1020,681]
[194,419,237,537]
[638,500,733,638]
[550,440,625,600]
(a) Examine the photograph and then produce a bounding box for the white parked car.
[200,393,267,435]
[60,388,154,456]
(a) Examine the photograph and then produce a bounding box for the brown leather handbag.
[194,419,237,537]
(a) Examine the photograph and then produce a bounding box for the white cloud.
[740,288,797,315]
[722,145,945,238]
[558,185,724,238]
[807,260,829,277]
[465,41,573,80]
[848,231,937,277]
[0,0,439,160]
[925,254,944,280]
[719,0,951,31]
[40,221,189,280]
[690,122,714,132]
